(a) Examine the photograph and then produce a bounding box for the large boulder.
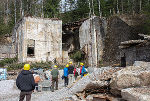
[121,87,150,101]
[110,62,150,96]
[69,67,121,94]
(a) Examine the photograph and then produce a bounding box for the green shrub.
[7,63,25,71]
[0,57,18,67]
[70,50,85,62]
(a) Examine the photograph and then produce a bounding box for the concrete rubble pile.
[122,87,150,101]
[109,61,150,101]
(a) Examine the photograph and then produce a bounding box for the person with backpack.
[51,65,59,92]
[64,64,69,87]
[16,64,35,101]
[73,66,79,80]
[68,61,74,84]
[33,72,41,92]
[80,63,87,78]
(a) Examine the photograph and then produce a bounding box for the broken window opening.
[27,47,34,57]
[27,40,35,57]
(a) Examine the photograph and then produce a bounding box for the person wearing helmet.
[68,61,74,84]
[51,65,59,92]
[80,63,87,78]
[16,64,35,101]
[64,64,69,87]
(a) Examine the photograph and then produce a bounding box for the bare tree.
[92,0,95,15]
[121,0,124,14]
[6,0,8,18]
[97,0,102,18]
[117,0,119,14]
[140,0,142,12]
[87,0,91,17]
[14,0,16,24]
[20,0,23,17]
[41,0,44,17]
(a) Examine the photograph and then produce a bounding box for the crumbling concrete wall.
[121,45,150,66]
[79,16,106,67]
[0,36,16,60]
[102,16,139,66]
[15,17,62,63]
[0,44,16,60]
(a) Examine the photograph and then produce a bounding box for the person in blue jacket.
[64,64,69,87]
[80,63,87,78]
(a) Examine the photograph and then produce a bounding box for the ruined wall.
[102,16,139,66]
[0,44,16,60]
[79,16,106,67]
[16,17,62,63]
[121,44,150,66]
[0,36,16,60]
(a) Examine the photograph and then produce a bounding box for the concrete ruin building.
[120,34,150,66]
[79,16,106,67]
[62,16,139,67]
[14,17,62,63]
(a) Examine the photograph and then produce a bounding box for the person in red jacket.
[73,66,79,80]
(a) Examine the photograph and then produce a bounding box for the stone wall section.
[79,16,106,67]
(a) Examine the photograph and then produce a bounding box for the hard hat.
[66,64,69,67]
[80,63,84,66]
[54,65,57,68]
[69,61,72,64]
[24,64,30,70]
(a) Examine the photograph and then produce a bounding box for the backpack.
[75,71,79,76]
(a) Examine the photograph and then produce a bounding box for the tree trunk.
[92,0,94,15]
[42,0,44,17]
[117,0,119,14]
[97,0,101,18]
[14,0,16,24]
[87,0,91,17]
[140,0,142,12]
[121,0,123,14]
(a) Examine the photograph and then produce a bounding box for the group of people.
[50,62,87,91]
[63,62,87,87]
[16,62,87,101]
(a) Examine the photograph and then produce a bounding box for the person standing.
[33,72,41,92]
[68,61,74,84]
[80,63,86,78]
[51,65,59,92]
[73,66,79,80]
[16,64,35,101]
[64,64,69,87]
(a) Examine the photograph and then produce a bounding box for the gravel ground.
[2,86,74,101]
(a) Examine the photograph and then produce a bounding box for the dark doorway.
[121,53,126,67]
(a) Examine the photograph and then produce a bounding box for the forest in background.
[0,0,150,36]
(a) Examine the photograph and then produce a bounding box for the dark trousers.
[74,75,77,80]
[19,91,32,101]
[51,77,58,92]
[35,83,38,91]
[64,77,68,87]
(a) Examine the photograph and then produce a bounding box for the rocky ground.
[1,61,150,101]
